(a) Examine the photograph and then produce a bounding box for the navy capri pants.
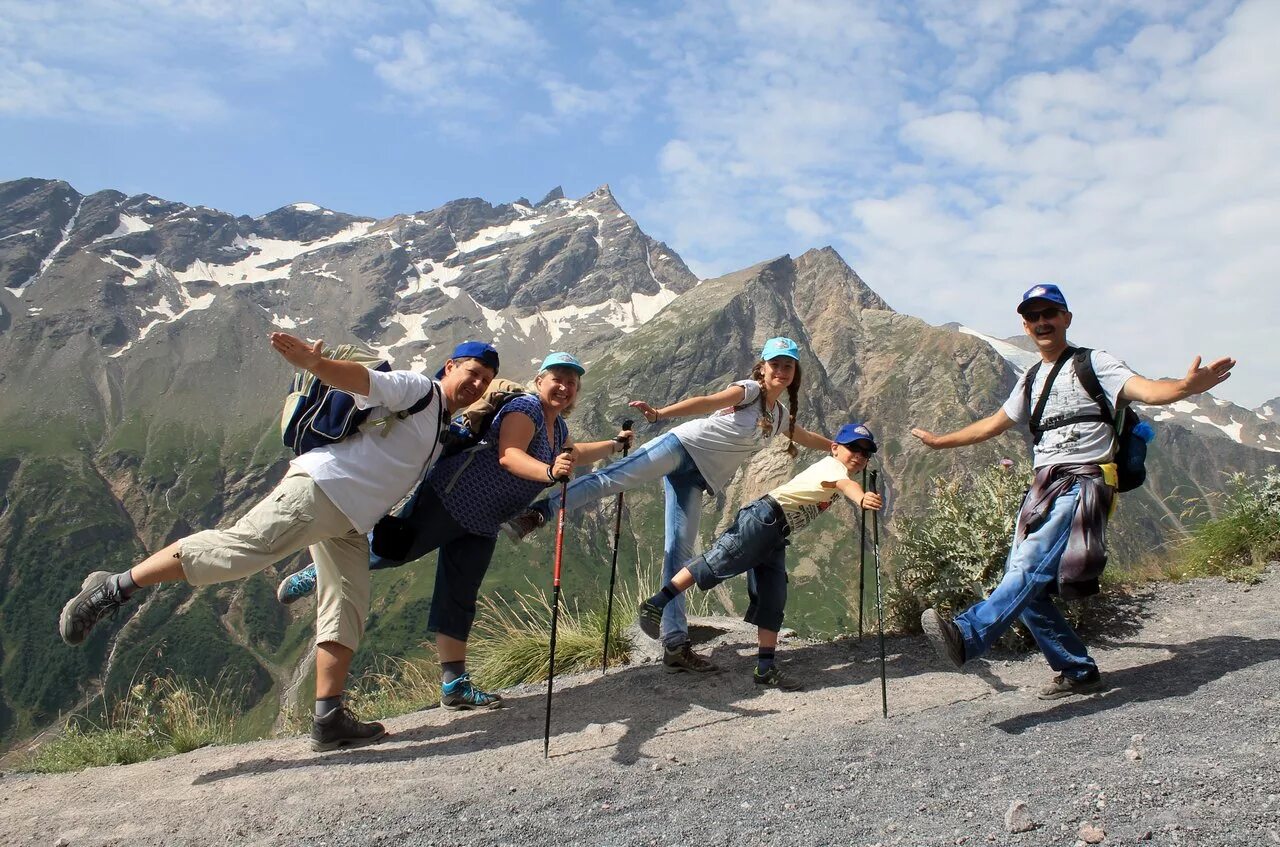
[686,496,790,632]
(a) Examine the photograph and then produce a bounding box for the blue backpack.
[280,344,437,456]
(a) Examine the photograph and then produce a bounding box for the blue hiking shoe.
[277,564,318,605]
[440,673,504,711]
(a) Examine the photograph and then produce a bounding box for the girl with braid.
[504,337,834,674]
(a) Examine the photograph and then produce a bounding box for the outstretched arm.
[573,427,635,464]
[271,332,371,396]
[629,384,748,423]
[824,478,883,510]
[1119,356,1236,405]
[911,410,1016,450]
[790,425,835,452]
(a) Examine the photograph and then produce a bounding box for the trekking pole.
[542,447,573,757]
[869,469,888,718]
[857,468,867,640]
[601,419,634,674]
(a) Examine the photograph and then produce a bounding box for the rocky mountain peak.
[537,186,565,206]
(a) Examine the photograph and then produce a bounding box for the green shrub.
[1175,467,1280,581]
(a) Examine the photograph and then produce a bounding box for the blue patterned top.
[427,393,569,537]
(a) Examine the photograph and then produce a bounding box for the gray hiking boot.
[1037,672,1103,700]
[920,608,966,670]
[501,508,545,542]
[59,571,130,646]
[637,599,663,640]
[310,706,387,752]
[753,666,803,691]
[662,643,718,674]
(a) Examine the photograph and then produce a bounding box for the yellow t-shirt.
[768,456,851,534]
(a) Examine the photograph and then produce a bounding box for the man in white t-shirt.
[58,334,498,751]
[910,283,1235,699]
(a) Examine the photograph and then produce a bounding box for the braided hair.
[748,359,801,457]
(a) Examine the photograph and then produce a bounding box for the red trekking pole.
[601,419,634,673]
[543,448,572,759]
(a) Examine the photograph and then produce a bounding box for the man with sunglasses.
[910,283,1235,699]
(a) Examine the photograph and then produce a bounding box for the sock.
[648,583,681,609]
[757,647,776,674]
[109,570,140,600]
[315,695,342,718]
[441,661,466,685]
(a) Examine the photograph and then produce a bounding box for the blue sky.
[3,0,1277,407]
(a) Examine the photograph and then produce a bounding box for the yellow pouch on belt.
[1100,462,1119,517]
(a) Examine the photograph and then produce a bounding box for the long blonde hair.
[748,359,800,457]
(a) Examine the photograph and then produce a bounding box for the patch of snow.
[291,203,322,212]
[110,287,217,358]
[958,327,1041,372]
[1168,400,1200,415]
[271,314,305,329]
[472,296,505,334]
[146,198,164,206]
[93,214,151,243]
[9,196,84,295]
[1212,397,1230,407]
[0,228,37,242]
[401,259,463,299]
[1151,411,1174,422]
[173,222,373,287]
[1260,433,1268,441]
[1191,415,1244,443]
[27,307,42,314]
[455,217,545,253]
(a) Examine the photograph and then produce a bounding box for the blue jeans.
[687,498,789,632]
[534,432,708,648]
[954,485,1098,680]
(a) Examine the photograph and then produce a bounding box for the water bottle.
[1133,420,1155,443]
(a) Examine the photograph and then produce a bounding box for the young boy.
[637,423,884,690]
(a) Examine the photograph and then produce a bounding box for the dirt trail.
[2,568,1277,847]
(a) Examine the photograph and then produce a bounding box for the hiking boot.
[920,608,966,670]
[637,599,664,640]
[277,564,318,605]
[501,508,545,542]
[662,643,718,674]
[310,706,387,752]
[753,666,802,691]
[59,571,130,646]
[1037,672,1103,700]
[441,673,504,711]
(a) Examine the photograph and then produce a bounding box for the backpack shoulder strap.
[1071,347,1118,427]
[1028,347,1076,443]
[403,380,439,417]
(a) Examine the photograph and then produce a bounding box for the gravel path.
[2,568,1277,847]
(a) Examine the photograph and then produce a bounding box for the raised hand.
[910,427,942,449]
[628,400,661,423]
[1182,355,1236,396]
[270,332,323,370]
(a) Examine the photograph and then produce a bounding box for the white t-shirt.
[768,456,850,534]
[291,369,447,532]
[668,379,789,494]
[1002,349,1136,468]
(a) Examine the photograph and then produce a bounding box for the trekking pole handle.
[616,419,634,455]
[869,469,878,492]
[553,446,573,482]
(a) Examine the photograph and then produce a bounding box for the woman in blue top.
[278,352,630,710]
[504,337,834,674]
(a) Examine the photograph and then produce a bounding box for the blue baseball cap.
[761,336,800,361]
[538,351,585,375]
[436,340,500,378]
[834,422,877,453]
[1017,283,1068,314]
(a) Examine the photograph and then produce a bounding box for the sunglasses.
[1021,306,1063,322]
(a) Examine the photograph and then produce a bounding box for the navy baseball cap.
[834,422,877,453]
[436,341,500,378]
[761,336,800,361]
[538,351,586,375]
[1017,283,1068,314]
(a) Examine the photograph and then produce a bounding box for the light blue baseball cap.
[539,351,585,375]
[761,336,800,361]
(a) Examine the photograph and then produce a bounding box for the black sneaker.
[662,643,718,674]
[753,666,802,691]
[59,571,129,646]
[637,599,664,640]
[1037,672,1103,700]
[501,508,546,542]
[920,608,966,670]
[310,706,387,752]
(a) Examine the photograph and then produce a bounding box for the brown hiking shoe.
[920,608,966,670]
[1037,672,1103,700]
[501,508,545,542]
[662,643,718,674]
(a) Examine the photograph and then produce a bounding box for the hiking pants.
[953,484,1099,680]
[533,432,709,649]
[686,497,789,632]
[179,468,370,651]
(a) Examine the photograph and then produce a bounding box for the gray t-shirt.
[1002,349,1136,468]
[668,379,788,494]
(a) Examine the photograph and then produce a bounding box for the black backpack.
[1023,347,1148,492]
[437,377,528,459]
